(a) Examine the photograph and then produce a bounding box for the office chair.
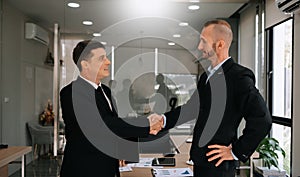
[27,120,53,163]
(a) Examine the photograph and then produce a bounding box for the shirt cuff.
[231,150,238,160]
[161,114,166,128]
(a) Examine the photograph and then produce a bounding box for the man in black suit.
[60,40,163,177]
[150,19,272,177]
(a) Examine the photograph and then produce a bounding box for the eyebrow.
[200,36,207,42]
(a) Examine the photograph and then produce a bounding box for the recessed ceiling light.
[179,22,189,27]
[168,42,175,46]
[82,20,93,26]
[173,34,181,38]
[188,5,200,10]
[189,0,199,2]
[100,41,107,45]
[67,2,80,8]
[93,33,101,37]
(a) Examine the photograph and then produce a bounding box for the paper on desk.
[119,166,132,172]
[152,167,193,177]
[127,158,163,168]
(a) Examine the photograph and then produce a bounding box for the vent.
[25,23,49,45]
[276,0,300,14]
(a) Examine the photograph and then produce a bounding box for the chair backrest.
[27,120,53,145]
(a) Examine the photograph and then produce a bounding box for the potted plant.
[255,137,286,170]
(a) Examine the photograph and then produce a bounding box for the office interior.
[0,0,299,176]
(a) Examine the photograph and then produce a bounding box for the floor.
[10,155,62,177]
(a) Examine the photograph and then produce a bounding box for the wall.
[238,2,256,142]
[265,0,290,29]
[1,1,51,175]
[0,0,3,144]
[293,12,300,177]
[240,3,256,72]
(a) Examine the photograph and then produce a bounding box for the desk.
[0,146,32,177]
[121,135,192,177]
[121,154,192,177]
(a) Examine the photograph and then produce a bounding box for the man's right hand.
[148,114,164,135]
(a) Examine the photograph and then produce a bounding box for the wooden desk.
[121,154,192,177]
[0,146,32,177]
[121,135,193,177]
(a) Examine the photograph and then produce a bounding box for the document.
[127,158,159,168]
[152,167,193,177]
[119,166,132,172]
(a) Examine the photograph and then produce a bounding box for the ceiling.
[7,0,249,50]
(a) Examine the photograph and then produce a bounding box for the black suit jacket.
[164,58,272,170]
[60,77,150,177]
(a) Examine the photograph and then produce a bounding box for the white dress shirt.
[79,75,112,111]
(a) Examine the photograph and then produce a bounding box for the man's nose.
[198,42,203,51]
[104,57,111,64]
[106,59,111,65]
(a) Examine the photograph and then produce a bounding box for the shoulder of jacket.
[230,63,253,75]
[60,82,73,96]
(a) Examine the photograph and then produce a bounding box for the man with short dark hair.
[60,40,163,177]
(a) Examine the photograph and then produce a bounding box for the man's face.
[197,25,217,60]
[86,47,110,83]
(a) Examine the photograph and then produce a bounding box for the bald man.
[156,19,272,177]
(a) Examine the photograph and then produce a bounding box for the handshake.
[148,114,164,135]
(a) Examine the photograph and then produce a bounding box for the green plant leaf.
[256,137,285,170]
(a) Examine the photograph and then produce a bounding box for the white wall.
[292,12,300,177]
[0,0,3,144]
[1,1,51,175]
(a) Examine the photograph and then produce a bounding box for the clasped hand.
[148,113,164,135]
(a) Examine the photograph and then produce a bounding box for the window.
[267,18,293,174]
[271,19,293,119]
[271,124,291,174]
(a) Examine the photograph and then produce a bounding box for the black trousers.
[193,161,236,177]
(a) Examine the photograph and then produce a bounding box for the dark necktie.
[205,70,211,84]
[97,86,112,111]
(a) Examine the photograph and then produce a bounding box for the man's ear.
[81,60,88,70]
[217,40,225,49]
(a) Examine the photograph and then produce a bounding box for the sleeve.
[101,85,150,138]
[163,74,205,130]
[102,114,150,138]
[231,69,272,163]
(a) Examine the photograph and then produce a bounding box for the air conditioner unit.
[25,23,49,45]
[275,0,300,14]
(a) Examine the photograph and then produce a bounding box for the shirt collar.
[79,75,101,89]
[207,57,231,75]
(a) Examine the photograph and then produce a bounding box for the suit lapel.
[101,86,118,115]
[208,58,235,83]
[95,87,114,113]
